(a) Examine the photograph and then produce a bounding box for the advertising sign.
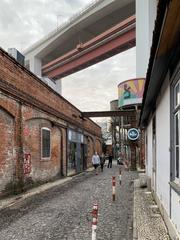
[118,78,145,108]
[128,128,139,141]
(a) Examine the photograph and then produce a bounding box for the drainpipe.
[16,101,24,193]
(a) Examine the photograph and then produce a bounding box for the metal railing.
[24,0,105,54]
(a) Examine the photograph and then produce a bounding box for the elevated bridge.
[42,16,135,79]
[24,0,135,81]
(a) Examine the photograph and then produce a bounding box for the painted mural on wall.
[118,78,145,108]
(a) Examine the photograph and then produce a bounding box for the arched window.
[41,127,51,159]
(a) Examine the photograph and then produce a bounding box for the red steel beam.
[42,15,136,79]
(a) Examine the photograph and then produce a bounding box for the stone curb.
[132,177,172,240]
[133,179,138,240]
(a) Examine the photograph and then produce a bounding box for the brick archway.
[0,108,15,192]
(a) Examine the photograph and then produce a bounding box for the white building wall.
[146,118,153,178]
[171,190,180,234]
[156,83,170,215]
[136,0,157,77]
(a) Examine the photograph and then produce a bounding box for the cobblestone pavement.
[133,178,170,240]
[0,163,137,240]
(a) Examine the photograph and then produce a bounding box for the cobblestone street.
[0,164,137,240]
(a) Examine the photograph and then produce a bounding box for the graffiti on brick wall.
[24,127,30,136]
[24,153,31,175]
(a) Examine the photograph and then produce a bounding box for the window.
[41,127,51,158]
[173,81,180,182]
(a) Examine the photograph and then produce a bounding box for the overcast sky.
[0,0,136,117]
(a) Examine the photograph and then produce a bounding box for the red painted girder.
[43,16,135,70]
[42,15,136,79]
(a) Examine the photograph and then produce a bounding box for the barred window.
[173,81,180,181]
[41,128,51,158]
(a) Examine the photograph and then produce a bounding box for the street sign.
[127,128,139,141]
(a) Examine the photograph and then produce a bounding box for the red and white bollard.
[119,169,122,185]
[112,176,116,201]
[92,203,98,240]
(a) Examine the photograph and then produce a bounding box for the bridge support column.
[56,78,62,95]
[29,56,42,77]
[136,0,157,77]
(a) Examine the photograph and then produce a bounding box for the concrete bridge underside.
[42,16,135,79]
[24,0,135,79]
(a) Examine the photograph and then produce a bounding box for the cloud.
[0,0,136,119]
[0,0,92,51]
[62,47,136,111]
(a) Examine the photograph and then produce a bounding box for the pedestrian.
[118,168,122,185]
[100,153,105,172]
[92,152,100,175]
[108,153,113,168]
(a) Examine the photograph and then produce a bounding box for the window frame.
[172,79,180,184]
[41,127,51,160]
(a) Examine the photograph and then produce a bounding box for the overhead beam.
[82,110,136,118]
[42,16,135,79]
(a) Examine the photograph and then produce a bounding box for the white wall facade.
[137,1,180,237]
[146,118,153,178]
[155,78,170,215]
[136,0,157,77]
[145,74,180,237]
[171,190,180,234]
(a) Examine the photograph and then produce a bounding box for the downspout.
[16,101,24,193]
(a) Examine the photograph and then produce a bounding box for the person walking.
[100,153,105,172]
[108,153,113,168]
[92,152,100,175]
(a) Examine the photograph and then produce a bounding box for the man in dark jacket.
[108,154,113,168]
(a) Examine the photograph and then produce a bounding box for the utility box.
[8,48,25,66]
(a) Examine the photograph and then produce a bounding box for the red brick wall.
[0,48,102,193]
[23,117,61,181]
[0,49,101,137]
[87,136,94,167]
[0,108,15,191]
[61,128,67,176]
[95,139,102,155]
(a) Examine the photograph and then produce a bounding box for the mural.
[118,78,145,108]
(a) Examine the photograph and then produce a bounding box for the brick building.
[0,48,102,194]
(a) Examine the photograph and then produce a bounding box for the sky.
[0,0,136,117]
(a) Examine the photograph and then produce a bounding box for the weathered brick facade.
[0,48,102,194]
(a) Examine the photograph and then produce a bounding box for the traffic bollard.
[112,176,116,201]
[119,169,122,185]
[92,203,98,240]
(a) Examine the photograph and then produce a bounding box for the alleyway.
[0,164,137,240]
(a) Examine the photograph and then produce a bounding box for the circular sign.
[127,128,139,141]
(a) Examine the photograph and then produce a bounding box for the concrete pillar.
[136,0,157,77]
[29,56,42,77]
[56,79,62,95]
